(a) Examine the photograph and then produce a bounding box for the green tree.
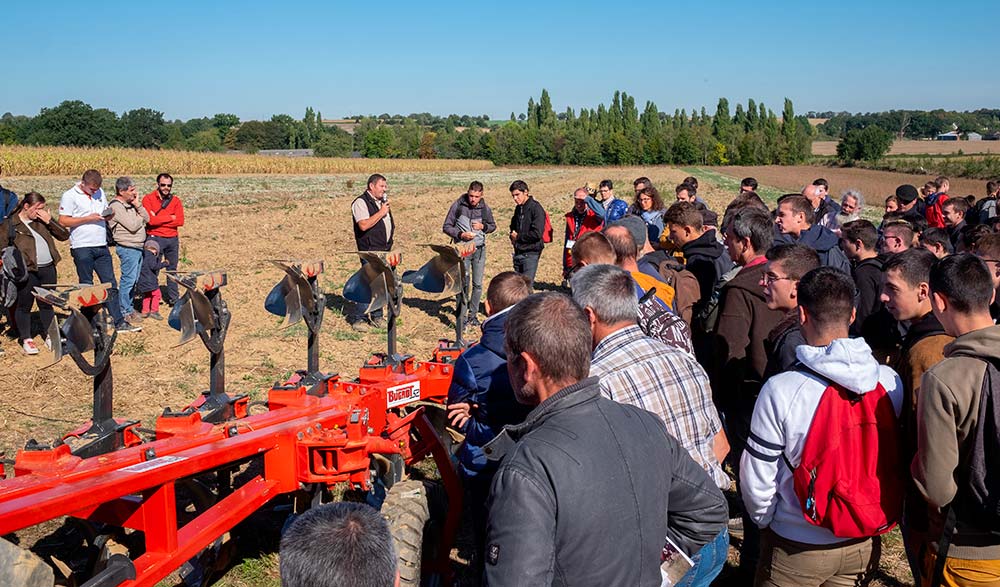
[836,126,893,163]
[363,126,395,158]
[672,128,698,164]
[120,108,167,149]
[211,113,240,139]
[185,129,223,152]
[25,100,119,146]
[313,130,353,157]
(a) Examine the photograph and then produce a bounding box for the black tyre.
[382,480,445,587]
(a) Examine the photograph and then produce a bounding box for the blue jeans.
[71,246,125,326]
[462,245,486,315]
[675,528,729,587]
[512,251,540,287]
[116,246,142,318]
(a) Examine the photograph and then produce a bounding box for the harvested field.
[0,167,913,586]
[813,139,1000,156]
[710,164,988,203]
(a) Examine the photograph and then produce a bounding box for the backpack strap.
[6,218,14,248]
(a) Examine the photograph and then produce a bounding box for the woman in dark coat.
[1,192,70,354]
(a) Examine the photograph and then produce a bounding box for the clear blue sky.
[8,0,998,122]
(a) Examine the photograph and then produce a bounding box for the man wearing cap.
[896,185,925,226]
[107,177,149,324]
[563,187,604,282]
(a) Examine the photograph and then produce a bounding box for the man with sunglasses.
[142,173,184,306]
[58,169,139,332]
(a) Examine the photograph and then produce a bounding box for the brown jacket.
[1,213,70,271]
[913,324,1000,559]
[711,261,784,413]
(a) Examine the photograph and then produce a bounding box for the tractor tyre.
[0,537,54,587]
[382,480,445,587]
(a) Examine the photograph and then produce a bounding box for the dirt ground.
[813,139,1000,156]
[0,166,913,586]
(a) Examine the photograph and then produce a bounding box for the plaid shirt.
[590,325,729,488]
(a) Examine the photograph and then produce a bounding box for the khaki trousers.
[755,529,881,587]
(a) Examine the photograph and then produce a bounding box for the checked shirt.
[590,325,729,488]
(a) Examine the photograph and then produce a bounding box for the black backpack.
[931,357,1000,586]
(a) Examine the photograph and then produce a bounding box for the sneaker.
[23,340,39,355]
[116,322,142,333]
[465,315,481,328]
[146,311,163,321]
[127,313,144,324]
[44,336,52,351]
[350,320,370,333]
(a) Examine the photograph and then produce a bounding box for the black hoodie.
[681,229,732,307]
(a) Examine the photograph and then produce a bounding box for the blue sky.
[7,0,998,121]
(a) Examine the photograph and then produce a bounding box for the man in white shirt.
[58,169,140,332]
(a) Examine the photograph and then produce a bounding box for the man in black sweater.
[508,180,546,286]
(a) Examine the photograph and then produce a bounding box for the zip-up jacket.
[509,196,545,254]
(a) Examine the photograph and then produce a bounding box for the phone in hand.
[101,207,115,218]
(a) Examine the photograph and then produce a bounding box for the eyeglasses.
[761,274,793,285]
[159,183,173,188]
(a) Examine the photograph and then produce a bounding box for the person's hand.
[447,402,476,429]
[87,213,105,222]
[380,202,391,215]
[471,221,484,231]
[169,214,177,221]
[510,230,518,241]
[35,209,52,223]
[461,231,475,241]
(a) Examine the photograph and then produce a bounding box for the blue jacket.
[0,186,18,222]
[137,247,167,294]
[585,195,629,223]
[775,223,851,274]
[447,307,531,477]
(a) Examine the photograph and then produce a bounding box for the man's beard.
[836,212,860,226]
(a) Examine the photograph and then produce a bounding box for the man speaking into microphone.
[349,173,395,332]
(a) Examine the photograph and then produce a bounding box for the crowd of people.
[0,167,184,355]
[324,172,1000,587]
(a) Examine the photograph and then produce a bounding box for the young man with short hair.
[920,227,954,259]
[632,176,652,195]
[740,177,759,193]
[973,232,1000,321]
[774,194,850,273]
[924,176,951,229]
[761,244,820,380]
[743,267,903,587]
[58,169,138,332]
[881,221,915,255]
[839,219,884,338]
[443,180,497,325]
[913,254,1000,585]
[942,198,969,250]
[446,271,532,569]
[880,248,953,582]
[508,179,545,286]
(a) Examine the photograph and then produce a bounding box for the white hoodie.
[740,337,903,545]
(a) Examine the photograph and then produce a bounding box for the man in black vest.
[349,173,395,332]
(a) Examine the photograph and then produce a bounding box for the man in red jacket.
[142,173,184,305]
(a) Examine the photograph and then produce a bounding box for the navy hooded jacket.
[775,223,850,274]
[447,307,531,477]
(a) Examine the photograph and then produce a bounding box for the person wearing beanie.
[896,185,925,226]
[137,239,167,319]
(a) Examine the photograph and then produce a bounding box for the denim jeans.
[462,245,487,315]
[116,246,143,318]
[675,528,729,587]
[152,235,179,304]
[71,246,124,326]
[512,251,540,287]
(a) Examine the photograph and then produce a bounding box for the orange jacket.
[142,190,184,238]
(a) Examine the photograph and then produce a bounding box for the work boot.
[351,320,370,333]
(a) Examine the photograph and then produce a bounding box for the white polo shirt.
[59,183,108,249]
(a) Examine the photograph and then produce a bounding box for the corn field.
[0,145,494,176]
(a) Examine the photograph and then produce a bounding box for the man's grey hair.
[570,264,639,326]
[841,188,864,210]
[280,502,396,587]
[115,176,134,195]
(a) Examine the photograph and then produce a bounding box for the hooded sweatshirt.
[775,223,851,274]
[913,324,1000,559]
[742,337,903,545]
[681,228,732,308]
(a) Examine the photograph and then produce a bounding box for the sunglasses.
[159,183,173,188]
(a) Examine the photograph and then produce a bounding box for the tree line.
[812,109,1000,140]
[0,91,820,165]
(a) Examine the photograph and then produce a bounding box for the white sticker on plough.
[387,381,422,408]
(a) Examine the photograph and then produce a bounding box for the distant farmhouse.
[936,131,960,141]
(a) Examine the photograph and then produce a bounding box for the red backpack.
[788,372,904,538]
[542,211,554,243]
